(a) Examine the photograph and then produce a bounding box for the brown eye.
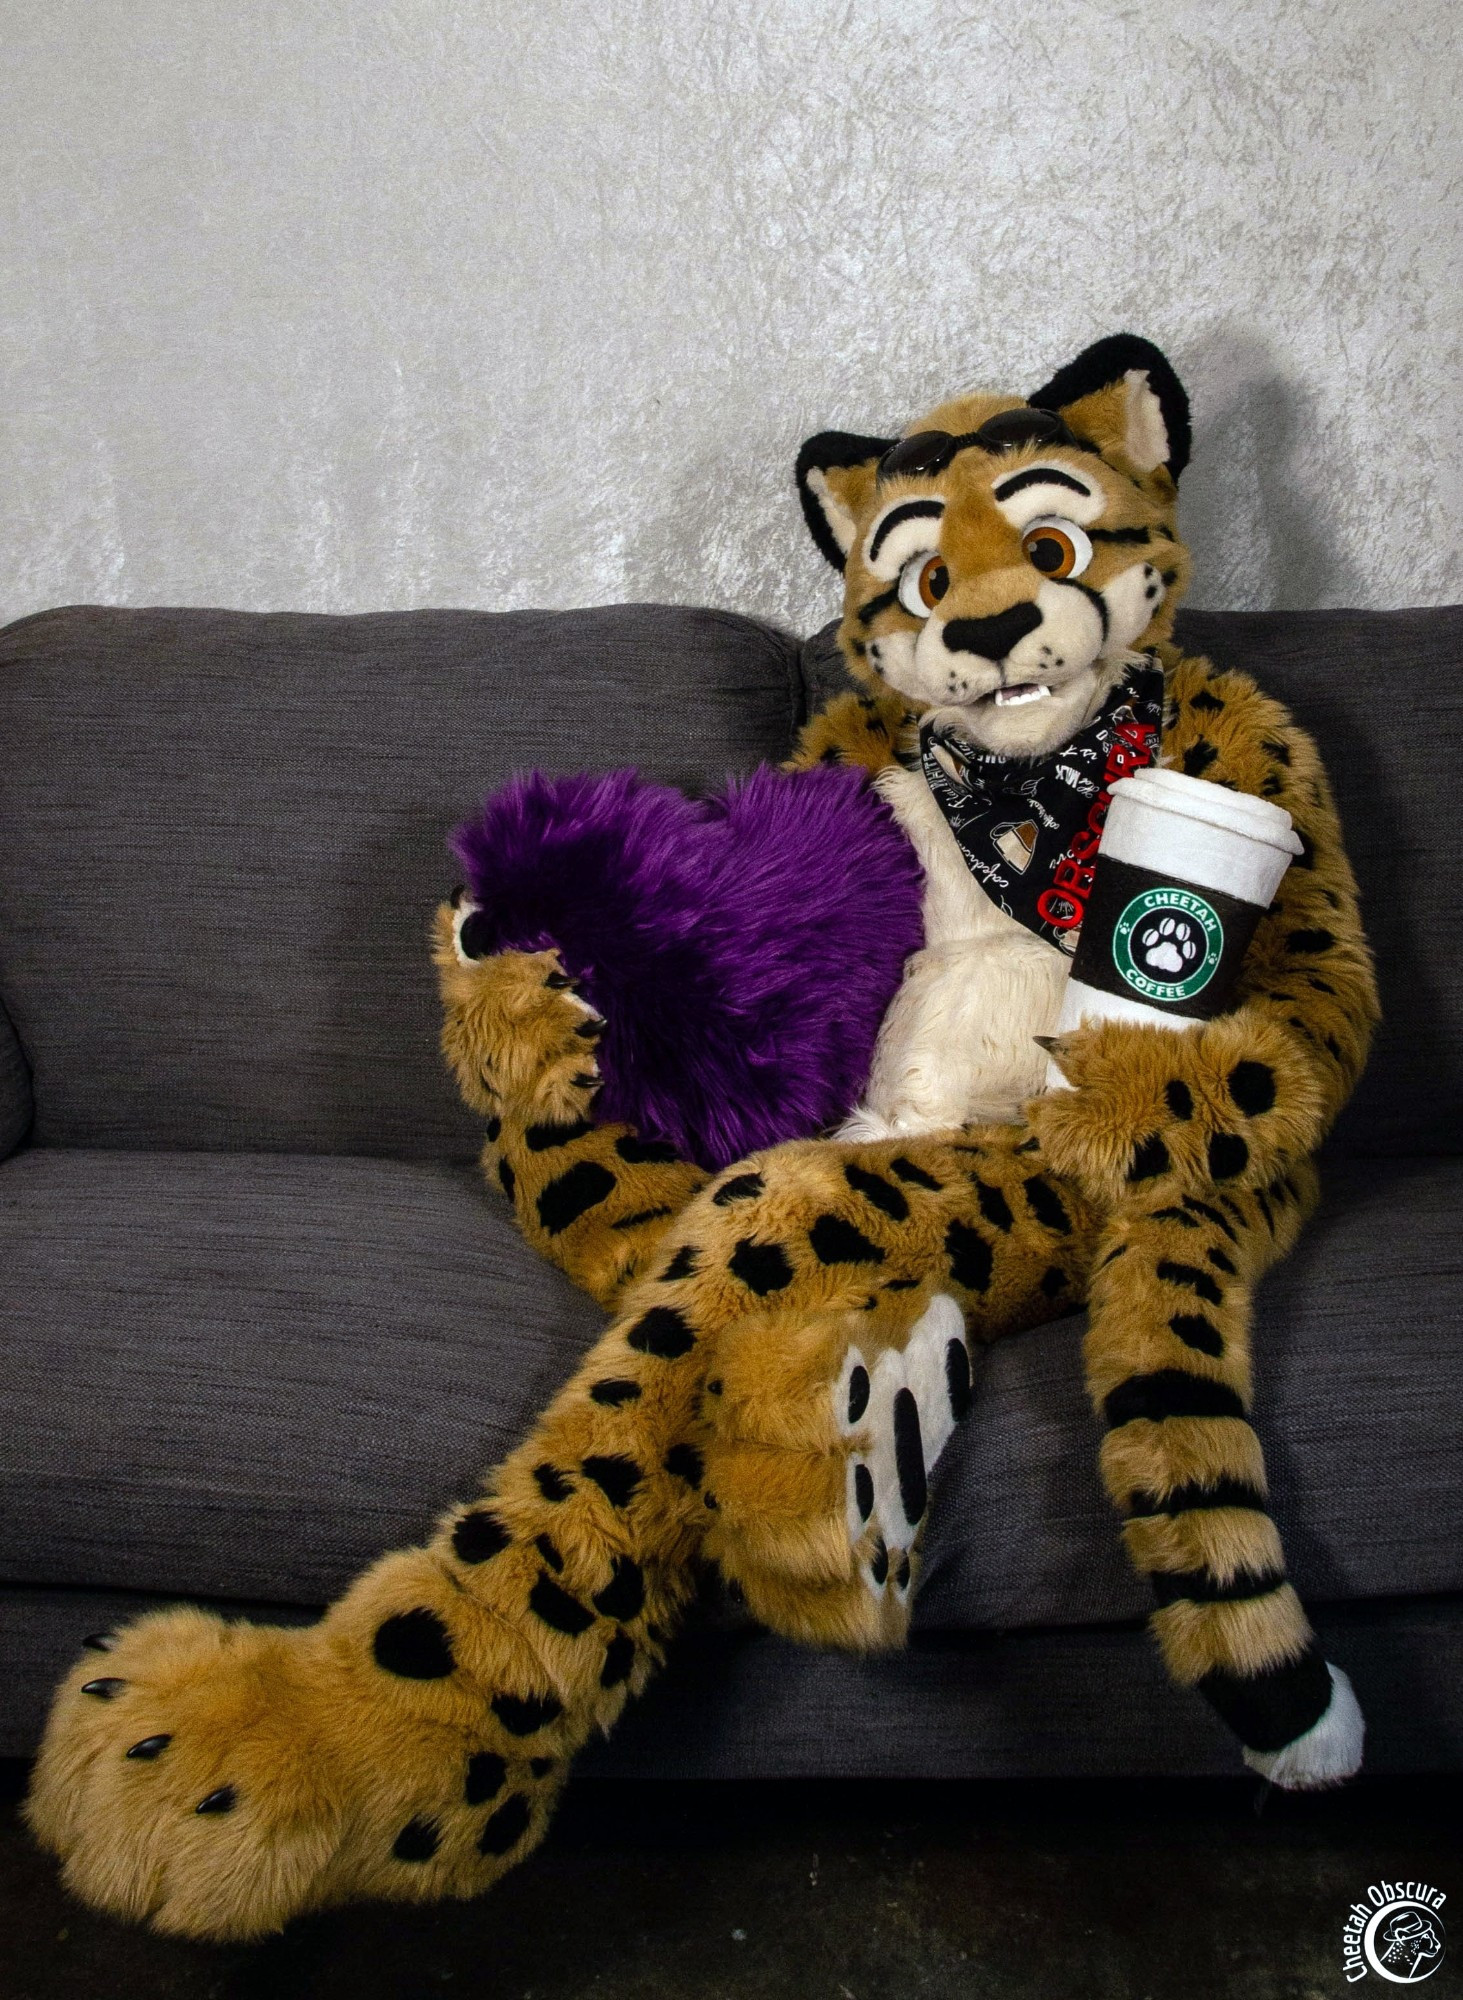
[1020,516,1092,580]
[897,552,951,618]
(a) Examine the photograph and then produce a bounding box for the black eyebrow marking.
[992,466,1093,503]
[867,498,945,565]
[1088,525,1152,544]
[857,585,901,626]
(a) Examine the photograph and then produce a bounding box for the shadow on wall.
[1180,326,1353,611]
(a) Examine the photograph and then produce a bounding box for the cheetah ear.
[795,431,895,571]
[1029,335,1191,480]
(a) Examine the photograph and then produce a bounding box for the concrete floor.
[2,1763,1457,2000]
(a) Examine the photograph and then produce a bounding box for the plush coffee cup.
[1045,767,1303,1088]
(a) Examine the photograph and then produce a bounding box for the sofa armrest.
[0,996,33,1159]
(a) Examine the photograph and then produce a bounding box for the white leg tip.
[1242,1662,1365,1790]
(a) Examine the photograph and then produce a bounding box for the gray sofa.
[1,601,1460,1776]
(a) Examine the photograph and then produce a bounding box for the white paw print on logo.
[1138,915,1199,975]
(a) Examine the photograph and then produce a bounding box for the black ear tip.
[1029,333,1191,478]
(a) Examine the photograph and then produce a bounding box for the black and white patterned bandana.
[916,660,1164,953]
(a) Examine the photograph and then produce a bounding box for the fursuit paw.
[1028,1011,1327,1206]
[701,1292,974,1649]
[27,1562,571,1939]
[434,897,605,1125]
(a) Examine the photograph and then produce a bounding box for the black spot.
[530,1757,555,1778]
[593,1556,645,1621]
[660,1244,700,1281]
[847,1363,871,1423]
[1129,1135,1171,1182]
[843,1163,909,1221]
[664,1443,704,1485]
[973,1178,1014,1231]
[614,1205,673,1230]
[485,1116,502,1143]
[1040,1264,1068,1298]
[529,1571,596,1636]
[479,1792,532,1856]
[1208,1132,1250,1180]
[890,1157,942,1190]
[537,1160,616,1235]
[1189,688,1225,712]
[1150,1205,1199,1228]
[809,1214,886,1264]
[884,1276,920,1291]
[1262,737,1292,766]
[499,1157,516,1199]
[453,1510,510,1564]
[525,1117,595,1151]
[195,1786,237,1815]
[869,1538,889,1586]
[891,1388,927,1524]
[1254,1187,1275,1233]
[1167,1312,1225,1356]
[600,1632,635,1687]
[126,1734,171,1760]
[1181,1195,1239,1242]
[945,1218,993,1292]
[854,1462,874,1521]
[627,1306,696,1359]
[590,1377,642,1406]
[820,744,843,765]
[1023,1175,1071,1233]
[1285,928,1335,954]
[896,1552,912,1591]
[1015,1135,1041,1153]
[492,1691,563,1736]
[729,1237,795,1294]
[706,1378,723,1395]
[392,1816,441,1863]
[616,1134,681,1164]
[1228,1061,1276,1115]
[465,1751,506,1804]
[713,1171,765,1205]
[373,1609,455,1680]
[1207,1246,1237,1275]
[534,1533,563,1572]
[1305,975,1336,995]
[1164,1079,1194,1121]
[945,1338,972,1420]
[80,1678,125,1699]
[1261,773,1284,798]
[1181,739,1219,777]
[1102,1369,1246,1428]
[533,1463,572,1502]
[581,1455,642,1506]
[1099,1241,1129,1266]
[1157,1260,1224,1307]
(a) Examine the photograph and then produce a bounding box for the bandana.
[916,660,1164,953]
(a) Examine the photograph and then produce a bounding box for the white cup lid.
[1110,766,1303,854]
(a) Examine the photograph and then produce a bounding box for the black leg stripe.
[1197,1642,1333,1753]
[1103,1369,1247,1427]
[537,1160,617,1235]
[524,1117,596,1151]
[1148,1563,1287,1608]
[1126,1476,1269,1519]
[1180,1195,1239,1243]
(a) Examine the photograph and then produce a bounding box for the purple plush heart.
[451,763,925,1168]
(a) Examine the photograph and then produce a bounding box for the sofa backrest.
[804,606,1463,1159]
[0,605,801,1159]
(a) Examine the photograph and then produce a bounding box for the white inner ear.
[1123,368,1170,473]
[805,467,858,557]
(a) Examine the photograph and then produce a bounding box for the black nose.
[941,604,1043,660]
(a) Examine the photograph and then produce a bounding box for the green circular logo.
[1112,887,1224,1004]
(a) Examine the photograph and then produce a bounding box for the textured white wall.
[2,1,1459,631]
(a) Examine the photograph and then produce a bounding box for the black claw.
[195,1785,237,1815]
[126,1734,172,1760]
[449,882,468,908]
[573,1020,601,1039]
[544,971,572,988]
[80,1678,126,1699]
[82,1632,117,1652]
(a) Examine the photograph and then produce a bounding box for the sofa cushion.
[2,1147,1457,1623]
[802,607,1463,1157]
[0,605,801,1158]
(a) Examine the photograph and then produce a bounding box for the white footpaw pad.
[1242,1662,1366,1790]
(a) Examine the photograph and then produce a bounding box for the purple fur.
[451,763,925,1168]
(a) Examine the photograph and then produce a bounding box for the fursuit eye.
[1021,517,1093,580]
[897,553,950,617]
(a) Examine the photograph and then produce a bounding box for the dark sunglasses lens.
[878,431,954,481]
[973,408,1074,451]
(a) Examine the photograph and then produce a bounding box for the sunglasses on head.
[876,406,1080,483]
